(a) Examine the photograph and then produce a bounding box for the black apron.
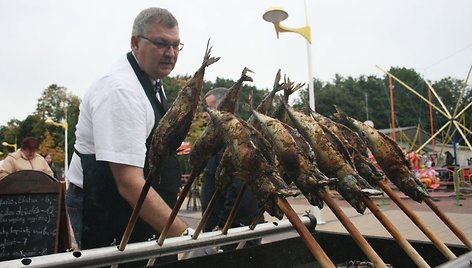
[80,52,181,251]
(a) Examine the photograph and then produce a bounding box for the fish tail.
[202,39,220,68]
[241,67,255,82]
[332,105,349,124]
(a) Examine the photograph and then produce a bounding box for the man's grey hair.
[132,7,178,37]
[205,87,229,108]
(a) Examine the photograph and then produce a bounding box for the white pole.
[64,112,69,186]
[304,0,315,111]
[304,0,323,223]
[306,41,315,111]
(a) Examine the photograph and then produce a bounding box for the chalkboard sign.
[0,193,59,260]
[0,170,70,261]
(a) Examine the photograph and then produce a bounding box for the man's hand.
[109,162,187,236]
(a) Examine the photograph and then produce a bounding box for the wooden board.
[0,170,70,261]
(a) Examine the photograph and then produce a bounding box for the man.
[66,7,189,253]
[200,88,263,250]
[0,137,54,180]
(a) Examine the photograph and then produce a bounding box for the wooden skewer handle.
[363,196,431,268]
[173,190,222,262]
[236,209,265,250]
[118,180,153,251]
[318,191,388,268]
[193,190,221,240]
[378,181,456,260]
[276,197,335,268]
[424,197,472,250]
[157,172,197,246]
[222,184,247,235]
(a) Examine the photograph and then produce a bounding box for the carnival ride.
[377,65,472,199]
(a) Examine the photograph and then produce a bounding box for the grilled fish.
[254,69,283,115]
[188,67,252,180]
[206,109,297,219]
[251,110,336,208]
[311,112,385,187]
[147,41,219,181]
[332,107,429,202]
[271,78,304,123]
[283,104,381,214]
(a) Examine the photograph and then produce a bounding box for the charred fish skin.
[189,67,252,180]
[214,148,237,192]
[332,107,430,202]
[188,120,223,178]
[251,110,335,208]
[284,104,380,214]
[147,42,220,181]
[335,120,386,186]
[218,67,253,113]
[311,113,384,191]
[271,79,304,123]
[318,114,386,186]
[206,109,297,219]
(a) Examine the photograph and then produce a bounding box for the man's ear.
[131,36,140,50]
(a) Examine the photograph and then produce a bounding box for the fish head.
[336,174,367,214]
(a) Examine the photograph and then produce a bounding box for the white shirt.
[67,54,157,188]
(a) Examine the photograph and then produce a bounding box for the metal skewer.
[318,190,388,268]
[423,196,472,250]
[362,196,431,268]
[378,180,456,260]
[276,196,336,268]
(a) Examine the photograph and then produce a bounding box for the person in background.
[0,137,54,180]
[66,7,190,258]
[407,150,421,170]
[200,87,264,251]
[44,153,59,179]
[444,151,455,167]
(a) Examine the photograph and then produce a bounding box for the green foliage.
[0,68,470,157]
[0,84,80,164]
[293,69,470,146]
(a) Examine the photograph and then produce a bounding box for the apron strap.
[126,52,165,177]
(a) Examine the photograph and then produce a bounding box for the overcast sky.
[1,0,471,126]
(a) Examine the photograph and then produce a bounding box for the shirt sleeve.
[0,157,14,180]
[92,81,149,167]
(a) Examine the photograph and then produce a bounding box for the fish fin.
[272,69,282,92]
[332,105,349,125]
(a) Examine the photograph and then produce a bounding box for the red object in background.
[368,153,380,169]
[408,151,420,170]
[177,142,191,155]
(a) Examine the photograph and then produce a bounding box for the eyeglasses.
[139,35,184,51]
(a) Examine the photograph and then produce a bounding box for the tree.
[36,84,69,121]
[0,119,20,153]
[36,84,81,164]
[38,130,64,164]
